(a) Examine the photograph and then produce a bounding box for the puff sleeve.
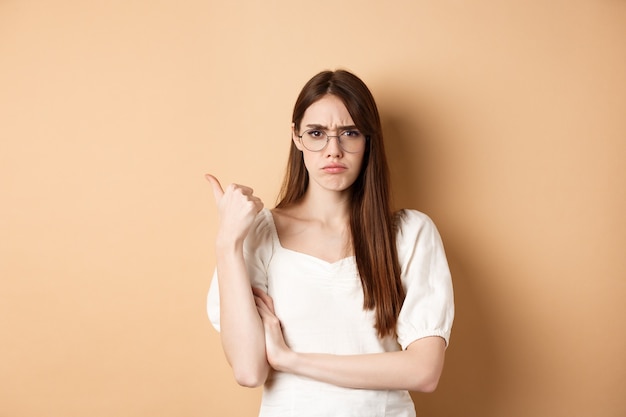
[395,210,455,350]
[206,209,274,332]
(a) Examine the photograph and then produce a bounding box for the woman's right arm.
[206,174,270,387]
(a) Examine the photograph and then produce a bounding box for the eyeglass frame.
[296,128,370,153]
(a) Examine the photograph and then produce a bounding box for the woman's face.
[292,94,366,195]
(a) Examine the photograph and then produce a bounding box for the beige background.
[1,1,625,416]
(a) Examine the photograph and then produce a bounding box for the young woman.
[206,70,454,417]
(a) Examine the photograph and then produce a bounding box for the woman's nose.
[325,136,343,157]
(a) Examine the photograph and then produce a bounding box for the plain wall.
[1,1,625,416]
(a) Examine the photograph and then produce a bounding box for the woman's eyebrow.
[304,124,358,130]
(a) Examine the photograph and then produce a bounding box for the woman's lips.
[322,164,347,173]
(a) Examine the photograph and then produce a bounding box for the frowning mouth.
[322,163,348,173]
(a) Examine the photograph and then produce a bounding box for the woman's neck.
[295,187,351,225]
[272,187,354,262]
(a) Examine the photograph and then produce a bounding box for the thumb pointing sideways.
[204,174,224,202]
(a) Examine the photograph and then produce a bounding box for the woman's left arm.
[253,288,447,392]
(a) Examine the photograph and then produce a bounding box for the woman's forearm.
[216,247,269,387]
[278,337,446,392]
[254,275,447,392]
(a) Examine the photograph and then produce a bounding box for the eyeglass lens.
[300,129,365,153]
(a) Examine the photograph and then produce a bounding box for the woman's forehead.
[301,95,354,127]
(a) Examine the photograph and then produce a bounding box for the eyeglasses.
[298,129,367,153]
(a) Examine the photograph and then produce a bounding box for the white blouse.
[207,208,454,417]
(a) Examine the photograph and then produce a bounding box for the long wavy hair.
[276,70,405,338]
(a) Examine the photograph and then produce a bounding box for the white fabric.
[207,208,454,417]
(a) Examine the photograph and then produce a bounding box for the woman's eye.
[307,130,324,138]
[342,130,362,138]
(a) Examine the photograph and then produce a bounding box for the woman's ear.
[292,123,303,151]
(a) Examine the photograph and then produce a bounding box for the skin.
[206,94,447,392]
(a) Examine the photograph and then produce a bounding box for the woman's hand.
[205,174,264,248]
[253,287,294,372]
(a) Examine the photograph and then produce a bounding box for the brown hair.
[276,70,405,338]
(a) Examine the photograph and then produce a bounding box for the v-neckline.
[264,209,355,266]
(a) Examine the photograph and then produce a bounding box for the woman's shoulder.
[249,207,274,230]
[267,205,306,238]
[394,208,437,234]
[393,208,444,251]
[243,208,276,249]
